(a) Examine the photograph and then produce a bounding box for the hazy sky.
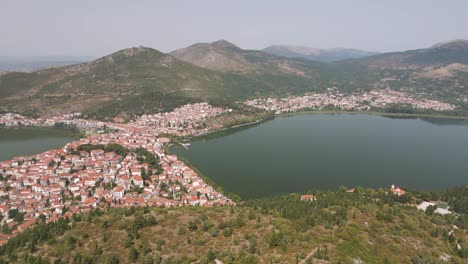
[2,0,468,57]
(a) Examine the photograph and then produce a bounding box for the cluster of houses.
[244,88,456,114]
[0,103,233,244]
[130,102,231,137]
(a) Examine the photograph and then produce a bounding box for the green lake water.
[0,127,76,161]
[172,114,468,199]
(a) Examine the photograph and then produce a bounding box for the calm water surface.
[172,114,468,198]
[0,127,76,161]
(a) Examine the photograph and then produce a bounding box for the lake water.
[0,127,76,161]
[172,114,468,199]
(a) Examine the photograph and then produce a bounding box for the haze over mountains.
[262,45,379,62]
[0,39,467,119]
[0,56,95,72]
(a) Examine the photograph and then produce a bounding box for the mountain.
[331,40,468,101]
[1,40,468,119]
[262,45,379,62]
[0,47,234,119]
[0,42,332,118]
[0,56,95,72]
[345,39,468,68]
[170,40,322,76]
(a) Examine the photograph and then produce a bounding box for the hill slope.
[263,45,379,62]
[1,189,466,263]
[0,47,237,118]
[329,40,468,102]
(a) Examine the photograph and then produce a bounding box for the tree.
[236,215,245,227]
[188,221,198,231]
[206,249,216,262]
[268,229,284,247]
[1,224,11,234]
[129,246,139,262]
[143,254,154,264]
[8,208,19,219]
[248,237,257,254]
[425,205,437,215]
[177,227,186,235]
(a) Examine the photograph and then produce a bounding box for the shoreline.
[182,109,468,144]
[276,109,468,120]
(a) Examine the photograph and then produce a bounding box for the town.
[0,103,234,244]
[244,88,456,114]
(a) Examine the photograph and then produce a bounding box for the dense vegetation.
[0,187,466,263]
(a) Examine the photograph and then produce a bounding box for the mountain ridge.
[1,39,468,119]
[262,45,379,62]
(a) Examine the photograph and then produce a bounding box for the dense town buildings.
[244,88,456,114]
[0,103,233,244]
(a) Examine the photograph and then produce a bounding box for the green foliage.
[0,188,465,263]
[8,209,25,223]
[188,221,198,231]
[128,246,139,262]
[1,224,11,235]
[314,245,329,260]
[425,205,437,215]
[135,147,163,173]
[177,227,186,236]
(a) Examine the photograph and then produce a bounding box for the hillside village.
[245,88,456,114]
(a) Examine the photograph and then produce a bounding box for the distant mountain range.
[0,56,95,72]
[262,45,379,62]
[0,40,467,119]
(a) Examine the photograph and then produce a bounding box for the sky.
[1,0,468,57]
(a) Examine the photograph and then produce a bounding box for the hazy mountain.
[0,45,327,118]
[0,47,232,118]
[1,40,468,119]
[262,45,379,62]
[330,40,468,101]
[0,56,95,72]
[170,40,322,76]
[346,39,468,68]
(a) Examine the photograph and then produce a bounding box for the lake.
[0,127,77,161]
[171,114,468,199]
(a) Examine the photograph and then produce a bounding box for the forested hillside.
[1,187,466,264]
